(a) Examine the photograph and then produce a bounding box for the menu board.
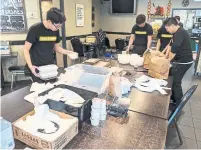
[0,0,27,33]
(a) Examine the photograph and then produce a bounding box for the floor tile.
[178,125,196,140]
[177,138,198,149]
[193,118,201,130]
[192,110,201,120]
[166,135,197,149]
[178,116,194,128]
[190,102,201,111]
[198,141,201,149]
[183,102,191,112]
[190,96,201,103]
[195,129,201,142]
[180,109,192,118]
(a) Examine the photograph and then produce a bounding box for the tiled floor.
[166,65,201,149]
[1,64,201,149]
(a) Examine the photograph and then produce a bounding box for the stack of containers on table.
[41,64,111,128]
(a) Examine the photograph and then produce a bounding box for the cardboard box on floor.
[12,110,78,149]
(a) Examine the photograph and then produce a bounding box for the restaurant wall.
[99,0,201,46]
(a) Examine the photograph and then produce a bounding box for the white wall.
[99,0,201,32]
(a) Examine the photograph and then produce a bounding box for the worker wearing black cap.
[126,14,153,56]
[24,7,76,82]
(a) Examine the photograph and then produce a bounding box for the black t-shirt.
[26,23,61,66]
[157,25,172,51]
[131,23,153,46]
[171,27,193,63]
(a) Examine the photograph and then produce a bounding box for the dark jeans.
[131,45,147,56]
[169,63,192,106]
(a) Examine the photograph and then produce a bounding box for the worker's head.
[164,17,179,34]
[136,14,146,27]
[174,16,181,23]
[46,7,66,31]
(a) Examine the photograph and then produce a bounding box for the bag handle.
[143,48,151,57]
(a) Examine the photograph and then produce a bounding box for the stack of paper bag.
[143,49,164,69]
[148,56,170,79]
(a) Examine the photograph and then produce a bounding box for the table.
[111,61,172,119]
[65,112,167,149]
[1,63,172,149]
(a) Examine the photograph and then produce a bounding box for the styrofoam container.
[68,52,78,60]
[91,112,100,119]
[92,98,101,108]
[91,106,101,112]
[100,114,107,121]
[90,117,100,126]
[100,100,106,108]
[100,109,107,114]
[118,54,130,64]
[38,65,58,73]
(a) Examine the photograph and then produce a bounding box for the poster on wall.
[0,0,27,33]
[76,4,84,27]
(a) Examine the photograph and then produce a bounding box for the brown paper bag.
[148,56,170,79]
[143,49,165,69]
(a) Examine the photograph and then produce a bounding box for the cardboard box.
[12,110,78,149]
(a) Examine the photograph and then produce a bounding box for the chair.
[167,84,198,146]
[95,29,107,57]
[115,38,126,53]
[70,37,85,62]
[8,66,27,89]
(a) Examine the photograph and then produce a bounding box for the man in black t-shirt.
[126,14,153,56]
[156,24,172,52]
[24,8,77,82]
[164,17,193,107]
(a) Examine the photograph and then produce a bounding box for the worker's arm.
[147,35,152,49]
[24,41,39,77]
[168,51,175,61]
[165,45,171,58]
[156,39,161,51]
[126,34,135,52]
[54,43,74,55]
[147,25,153,49]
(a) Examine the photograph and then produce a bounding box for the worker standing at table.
[126,14,153,56]
[24,7,76,82]
[156,24,172,52]
[164,17,193,107]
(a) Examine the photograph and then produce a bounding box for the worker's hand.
[30,65,40,77]
[125,48,130,54]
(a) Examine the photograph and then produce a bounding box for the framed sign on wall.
[76,3,84,27]
[0,0,27,33]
